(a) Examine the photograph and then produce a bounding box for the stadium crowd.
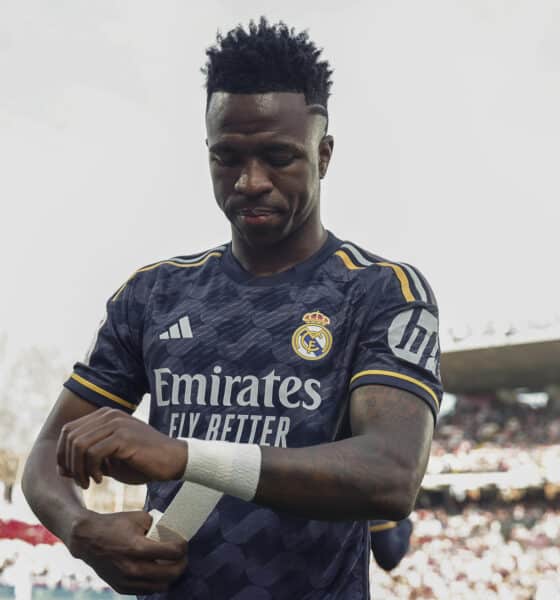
[372,503,560,599]
[0,537,110,596]
[370,394,560,597]
[434,394,560,450]
[428,395,560,476]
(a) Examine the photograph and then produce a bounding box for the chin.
[239,225,291,247]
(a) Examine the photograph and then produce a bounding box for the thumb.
[125,510,154,532]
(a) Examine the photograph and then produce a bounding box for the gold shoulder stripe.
[350,369,440,410]
[335,252,415,302]
[112,251,223,301]
[376,262,415,302]
[71,373,137,411]
[369,521,397,533]
[335,250,364,270]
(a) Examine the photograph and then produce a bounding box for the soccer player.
[22,18,441,599]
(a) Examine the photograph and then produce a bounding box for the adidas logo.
[159,315,193,340]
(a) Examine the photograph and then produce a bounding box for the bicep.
[350,384,434,481]
[36,388,99,443]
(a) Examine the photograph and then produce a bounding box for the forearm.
[181,434,419,522]
[55,387,431,522]
[22,439,91,548]
[176,388,431,521]
[254,436,416,521]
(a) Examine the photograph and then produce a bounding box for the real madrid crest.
[291,311,333,361]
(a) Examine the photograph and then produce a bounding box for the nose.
[234,159,273,197]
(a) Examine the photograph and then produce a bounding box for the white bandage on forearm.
[146,482,223,543]
[183,438,262,502]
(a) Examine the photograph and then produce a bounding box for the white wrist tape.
[146,482,223,543]
[183,438,262,502]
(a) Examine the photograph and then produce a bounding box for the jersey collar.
[221,231,342,286]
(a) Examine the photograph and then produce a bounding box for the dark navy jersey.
[369,519,413,571]
[64,232,442,600]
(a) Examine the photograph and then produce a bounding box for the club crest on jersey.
[291,311,333,361]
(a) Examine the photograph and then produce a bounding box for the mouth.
[236,207,283,225]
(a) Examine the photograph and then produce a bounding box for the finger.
[57,464,73,477]
[56,423,70,474]
[112,578,171,595]
[57,410,112,484]
[70,422,118,485]
[126,509,155,530]
[121,556,189,582]
[69,423,115,489]
[59,424,83,486]
[71,411,138,484]
[66,408,124,485]
[127,536,188,562]
[83,436,124,483]
[66,406,116,429]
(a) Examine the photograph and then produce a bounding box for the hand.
[57,407,188,488]
[69,510,188,595]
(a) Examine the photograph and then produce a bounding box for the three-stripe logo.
[160,315,193,340]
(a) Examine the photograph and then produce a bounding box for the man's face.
[206,92,332,247]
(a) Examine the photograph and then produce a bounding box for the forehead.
[206,92,319,144]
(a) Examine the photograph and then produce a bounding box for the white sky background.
[1,0,559,368]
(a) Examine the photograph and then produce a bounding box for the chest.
[140,274,365,446]
[143,276,361,375]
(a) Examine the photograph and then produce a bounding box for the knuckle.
[98,407,113,420]
[171,562,186,578]
[121,560,140,578]
[113,583,132,595]
[84,447,97,461]
[74,440,86,452]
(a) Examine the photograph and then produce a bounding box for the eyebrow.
[208,140,305,154]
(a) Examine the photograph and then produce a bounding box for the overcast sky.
[2,0,559,367]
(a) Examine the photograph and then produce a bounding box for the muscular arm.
[59,384,433,523]
[255,385,433,521]
[22,389,97,545]
[23,389,187,595]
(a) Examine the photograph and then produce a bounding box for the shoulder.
[331,240,437,307]
[111,244,227,302]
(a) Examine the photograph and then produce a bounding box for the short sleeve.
[349,263,443,423]
[64,276,148,413]
[369,519,412,571]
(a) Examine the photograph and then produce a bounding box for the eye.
[263,151,297,167]
[210,151,241,167]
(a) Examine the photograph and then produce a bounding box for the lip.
[236,208,282,226]
[237,207,281,216]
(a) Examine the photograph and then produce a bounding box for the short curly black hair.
[202,18,333,113]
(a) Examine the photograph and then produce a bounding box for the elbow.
[391,476,419,520]
[364,467,422,521]
[21,450,35,502]
[21,440,46,503]
[373,496,413,523]
[389,495,415,522]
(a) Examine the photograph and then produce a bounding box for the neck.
[232,217,327,277]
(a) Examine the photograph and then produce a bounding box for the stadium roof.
[441,337,560,394]
[441,315,560,353]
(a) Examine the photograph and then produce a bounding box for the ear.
[318,135,334,179]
